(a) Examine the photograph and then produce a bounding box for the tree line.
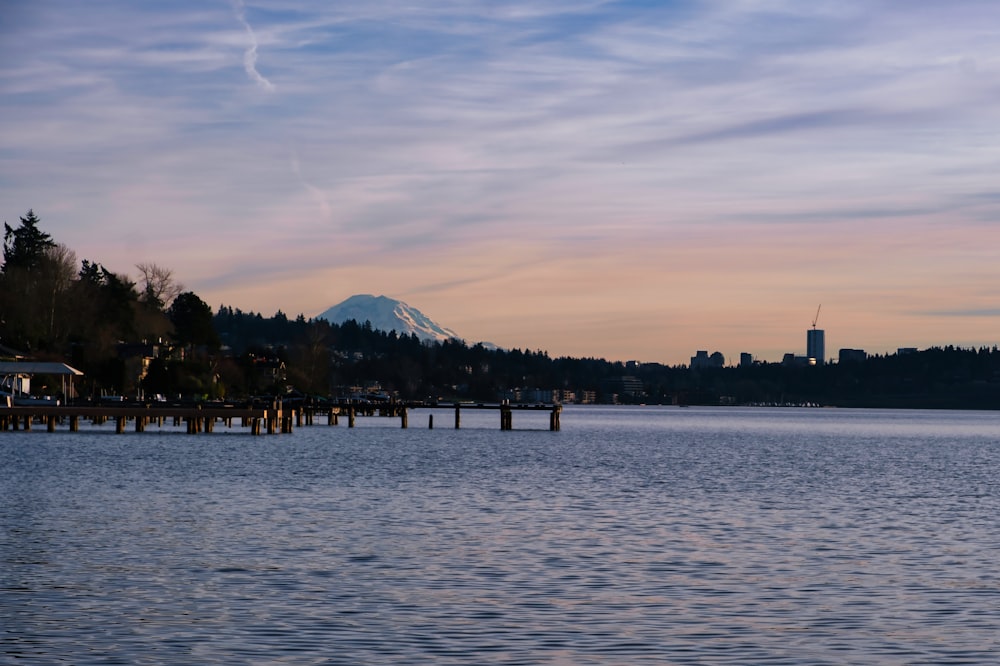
[2,210,219,398]
[4,210,1000,408]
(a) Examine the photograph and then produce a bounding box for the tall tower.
[807,304,825,365]
[807,328,825,365]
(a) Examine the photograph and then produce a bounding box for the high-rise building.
[690,350,725,368]
[807,329,825,365]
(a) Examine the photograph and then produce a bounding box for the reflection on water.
[3,407,1000,664]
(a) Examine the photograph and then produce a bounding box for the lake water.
[2,406,999,664]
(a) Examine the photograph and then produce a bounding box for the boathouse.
[0,361,84,404]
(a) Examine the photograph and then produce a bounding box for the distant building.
[807,329,825,365]
[839,348,867,363]
[523,388,559,404]
[690,350,725,369]
[117,342,162,387]
[897,347,918,355]
[739,352,754,368]
[782,353,812,367]
[600,376,645,403]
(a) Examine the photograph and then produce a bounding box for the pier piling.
[0,402,563,436]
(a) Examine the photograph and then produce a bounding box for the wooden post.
[549,406,561,431]
[116,416,126,434]
[135,416,145,432]
[428,414,434,429]
[401,407,408,429]
[454,404,461,429]
[348,406,356,428]
[47,415,57,432]
[295,409,303,428]
[69,415,79,432]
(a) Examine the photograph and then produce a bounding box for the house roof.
[0,362,84,376]
[0,342,27,359]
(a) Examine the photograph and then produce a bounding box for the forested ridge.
[4,210,1000,408]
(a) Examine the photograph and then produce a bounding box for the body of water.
[2,406,999,664]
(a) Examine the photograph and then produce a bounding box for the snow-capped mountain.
[316,294,460,344]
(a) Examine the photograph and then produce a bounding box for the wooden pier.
[0,401,562,435]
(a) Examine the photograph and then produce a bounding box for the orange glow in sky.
[3,2,999,365]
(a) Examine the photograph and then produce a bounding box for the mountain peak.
[316,295,460,343]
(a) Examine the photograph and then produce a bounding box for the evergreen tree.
[3,209,55,273]
[169,292,220,349]
[0,211,71,351]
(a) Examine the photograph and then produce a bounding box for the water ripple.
[3,407,1000,663]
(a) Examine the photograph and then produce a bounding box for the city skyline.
[3,1,1000,366]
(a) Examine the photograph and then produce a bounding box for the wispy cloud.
[4,1,1000,361]
[232,0,274,90]
[916,309,1000,318]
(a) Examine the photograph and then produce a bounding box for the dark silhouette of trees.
[5,208,1000,407]
[168,292,219,349]
[3,209,55,272]
[1,211,74,351]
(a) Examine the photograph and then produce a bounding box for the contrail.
[291,152,332,219]
[233,0,274,91]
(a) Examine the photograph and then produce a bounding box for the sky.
[2,0,1000,365]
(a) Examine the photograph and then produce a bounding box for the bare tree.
[135,262,183,309]
[44,243,77,340]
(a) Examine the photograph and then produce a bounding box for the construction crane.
[812,304,822,330]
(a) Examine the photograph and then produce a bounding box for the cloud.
[5,1,1000,362]
[290,152,332,220]
[916,309,1000,318]
[232,0,274,90]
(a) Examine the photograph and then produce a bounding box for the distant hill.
[316,294,460,344]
